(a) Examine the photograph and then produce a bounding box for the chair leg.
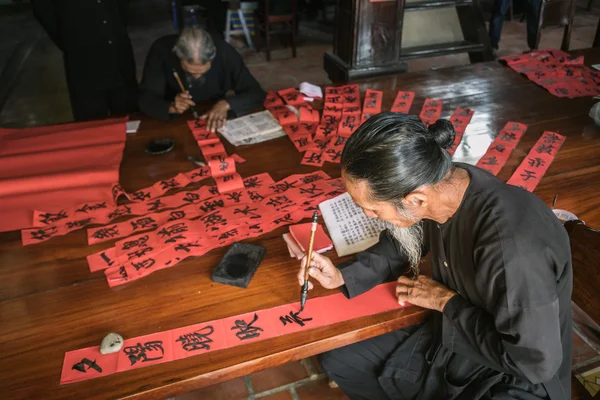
[239,9,254,49]
[225,10,232,44]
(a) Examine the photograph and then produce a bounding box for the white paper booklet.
[299,82,323,99]
[319,192,384,257]
[219,110,286,146]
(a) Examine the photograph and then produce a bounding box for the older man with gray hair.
[139,27,266,131]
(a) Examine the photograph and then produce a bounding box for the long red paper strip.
[419,98,443,127]
[60,281,408,384]
[390,91,415,114]
[475,122,528,176]
[361,89,383,122]
[446,108,474,156]
[506,131,566,191]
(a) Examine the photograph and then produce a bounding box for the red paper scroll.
[476,122,527,176]
[361,89,383,122]
[500,49,600,98]
[264,90,285,108]
[390,91,415,113]
[447,108,474,156]
[0,117,127,232]
[60,282,408,384]
[419,98,443,127]
[506,131,565,191]
[278,88,306,106]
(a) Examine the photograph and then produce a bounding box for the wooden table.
[2,48,600,399]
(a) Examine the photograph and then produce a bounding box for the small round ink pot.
[145,138,175,155]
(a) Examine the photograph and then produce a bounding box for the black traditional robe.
[138,35,266,121]
[333,163,572,400]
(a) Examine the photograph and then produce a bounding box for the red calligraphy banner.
[475,122,528,176]
[506,131,566,191]
[278,88,306,106]
[390,91,415,114]
[446,108,474,156]
[419,98,443,127]
[60,281,409,384]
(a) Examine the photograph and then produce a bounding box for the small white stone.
[100,332,123,355]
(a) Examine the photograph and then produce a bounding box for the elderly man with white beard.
[297,113,572,400]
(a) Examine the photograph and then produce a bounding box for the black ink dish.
[211,242,266,288]
[145,138,175,155]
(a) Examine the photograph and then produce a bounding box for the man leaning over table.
[298,112,572,400]
[139,27,266,132]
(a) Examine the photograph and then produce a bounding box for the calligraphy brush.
[552,194,558,209]
[300,211,319,313]
[172,69,200,120]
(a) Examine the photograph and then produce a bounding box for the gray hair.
[173,27,216,65]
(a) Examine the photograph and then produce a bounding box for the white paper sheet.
[319,192,384,257]
[218,110,286,146]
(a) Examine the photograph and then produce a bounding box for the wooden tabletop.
[2,48,600,399]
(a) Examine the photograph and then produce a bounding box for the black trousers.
[318,324,550,400]
[66,77,137,122]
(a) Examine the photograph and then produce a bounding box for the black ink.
[127,246,154,260]
[108,205,132,220]
[174,240,202,252]
[231,313,263,340]
[176,326,214,351]
[271,180,297,193]
[132,258,156,271]
[123,341,164,366]
[527,157,546,168]
[490,144,506,153]
[147,199,167,212]
[481,156,498,165]
[536,144,554,155]
[130,217,158,230]
[182,192,201,204]
[39,210,68,225]
[279,311,313,327]
[76,202,107,214]
[66,218,93,229]
[158,222,188,238]
[92,225,119,240]
[131,190,151,201]
[520,169,537,181]
[167,210,186,221]
[234,205,261,219]
[199,199,224,213]
[500,132,517,142]
[225,192,243,203]
[72,358,102,373]
[122,235,149,250]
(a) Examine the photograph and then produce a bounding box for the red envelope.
[60,346,119,384]
[171,319,227,360]
[117,331,173,372]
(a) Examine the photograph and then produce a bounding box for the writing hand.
[297,252,344,290]
[169,92,196,114]
[201,100,230,132]
[395,275,456,312]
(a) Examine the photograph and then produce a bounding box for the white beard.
[382,220,424,276]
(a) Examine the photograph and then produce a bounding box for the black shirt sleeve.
[441,219,564,384]
[338,229,411,299]
[32,0,62,49]
[221,43,266,117]
[138,40,173,121]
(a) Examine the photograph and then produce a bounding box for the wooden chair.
[565,220,600,399]
[533,0,577,51]
[253,0,297,61]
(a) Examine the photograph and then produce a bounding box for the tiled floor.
[1,1,600,398]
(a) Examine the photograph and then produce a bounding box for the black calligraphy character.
[182,192,201,204]
[287,124,299,134]
[544,133,562,145]
[220,175,235,183]
[130,217,158,230]
[536,144,554,155]
[167,210,186,221]
[176,326,214,352]
[294,137,309,148]
[334,136,348,147]
[273,214,293,224]
[345,107,359,113]
[201,212,227,228]
[100,252,114,266]
[122,235,149,250]
[520,169,537,181]
[394,101,406,108]
[500,132,517,142]
[234,205,261,219]
[319,123,336,135]
[271,180,297,193]
[108,205,132,220]
[244,177,261,188]
[423,109,435,118]
[490,144,506,153]
[225,191,243,203]
[481,156,498,165]
[158,223,188,238]
[300,173,324,184]
[132,190,151,201]
[279,311,313,327]
[72,358,102,373]
[123,341,165,365]
[285,93,299,102]
[66,218,93,229]
[266,195,292,208]
[165,235,186,244]
[231,313,263,340]
[218,229,238,240]
[92,225,119,240]
[527,157,546,168]
[302,123,315,131]
[38,210,68,225]
[219,159,230,172]
[365,100,376,109]
[117,266,128,280]
[344,95,357,103]
[159,179,179,190]
[76,202,107,214]
[248,223,263,233]
[146,199,166,212]
[209,186,219,196]
[329,95,341,103]
[299,184,325,198]
[190,169,209,180]
[248,190,264,202]
[175,240,202,252]
[305,152,322,164]
[132,258,156,271]
[199,199,224,213]
[127,246,154,260]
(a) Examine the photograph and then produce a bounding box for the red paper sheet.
[446,108,474,156]
[264,90,285,108]
[299,106,321,123]
[476,122,527,176]
[506,131,565,191]
[419,98,444,127]
[215,173,245,194]
[362,89,383,115]
[390,91,415,113]
[278,88,306,106]
[0,118,127,232]
[60,282,408,384]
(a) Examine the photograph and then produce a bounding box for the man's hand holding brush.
[297,252,344,290]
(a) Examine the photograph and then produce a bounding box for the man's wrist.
[438,291,457,312]
[335,268,345,287]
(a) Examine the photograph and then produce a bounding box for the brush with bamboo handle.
[300,211,319,312]
[172,69,200,119]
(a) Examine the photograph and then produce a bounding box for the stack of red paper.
[500,49,600,98]
[282,222,333,259]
